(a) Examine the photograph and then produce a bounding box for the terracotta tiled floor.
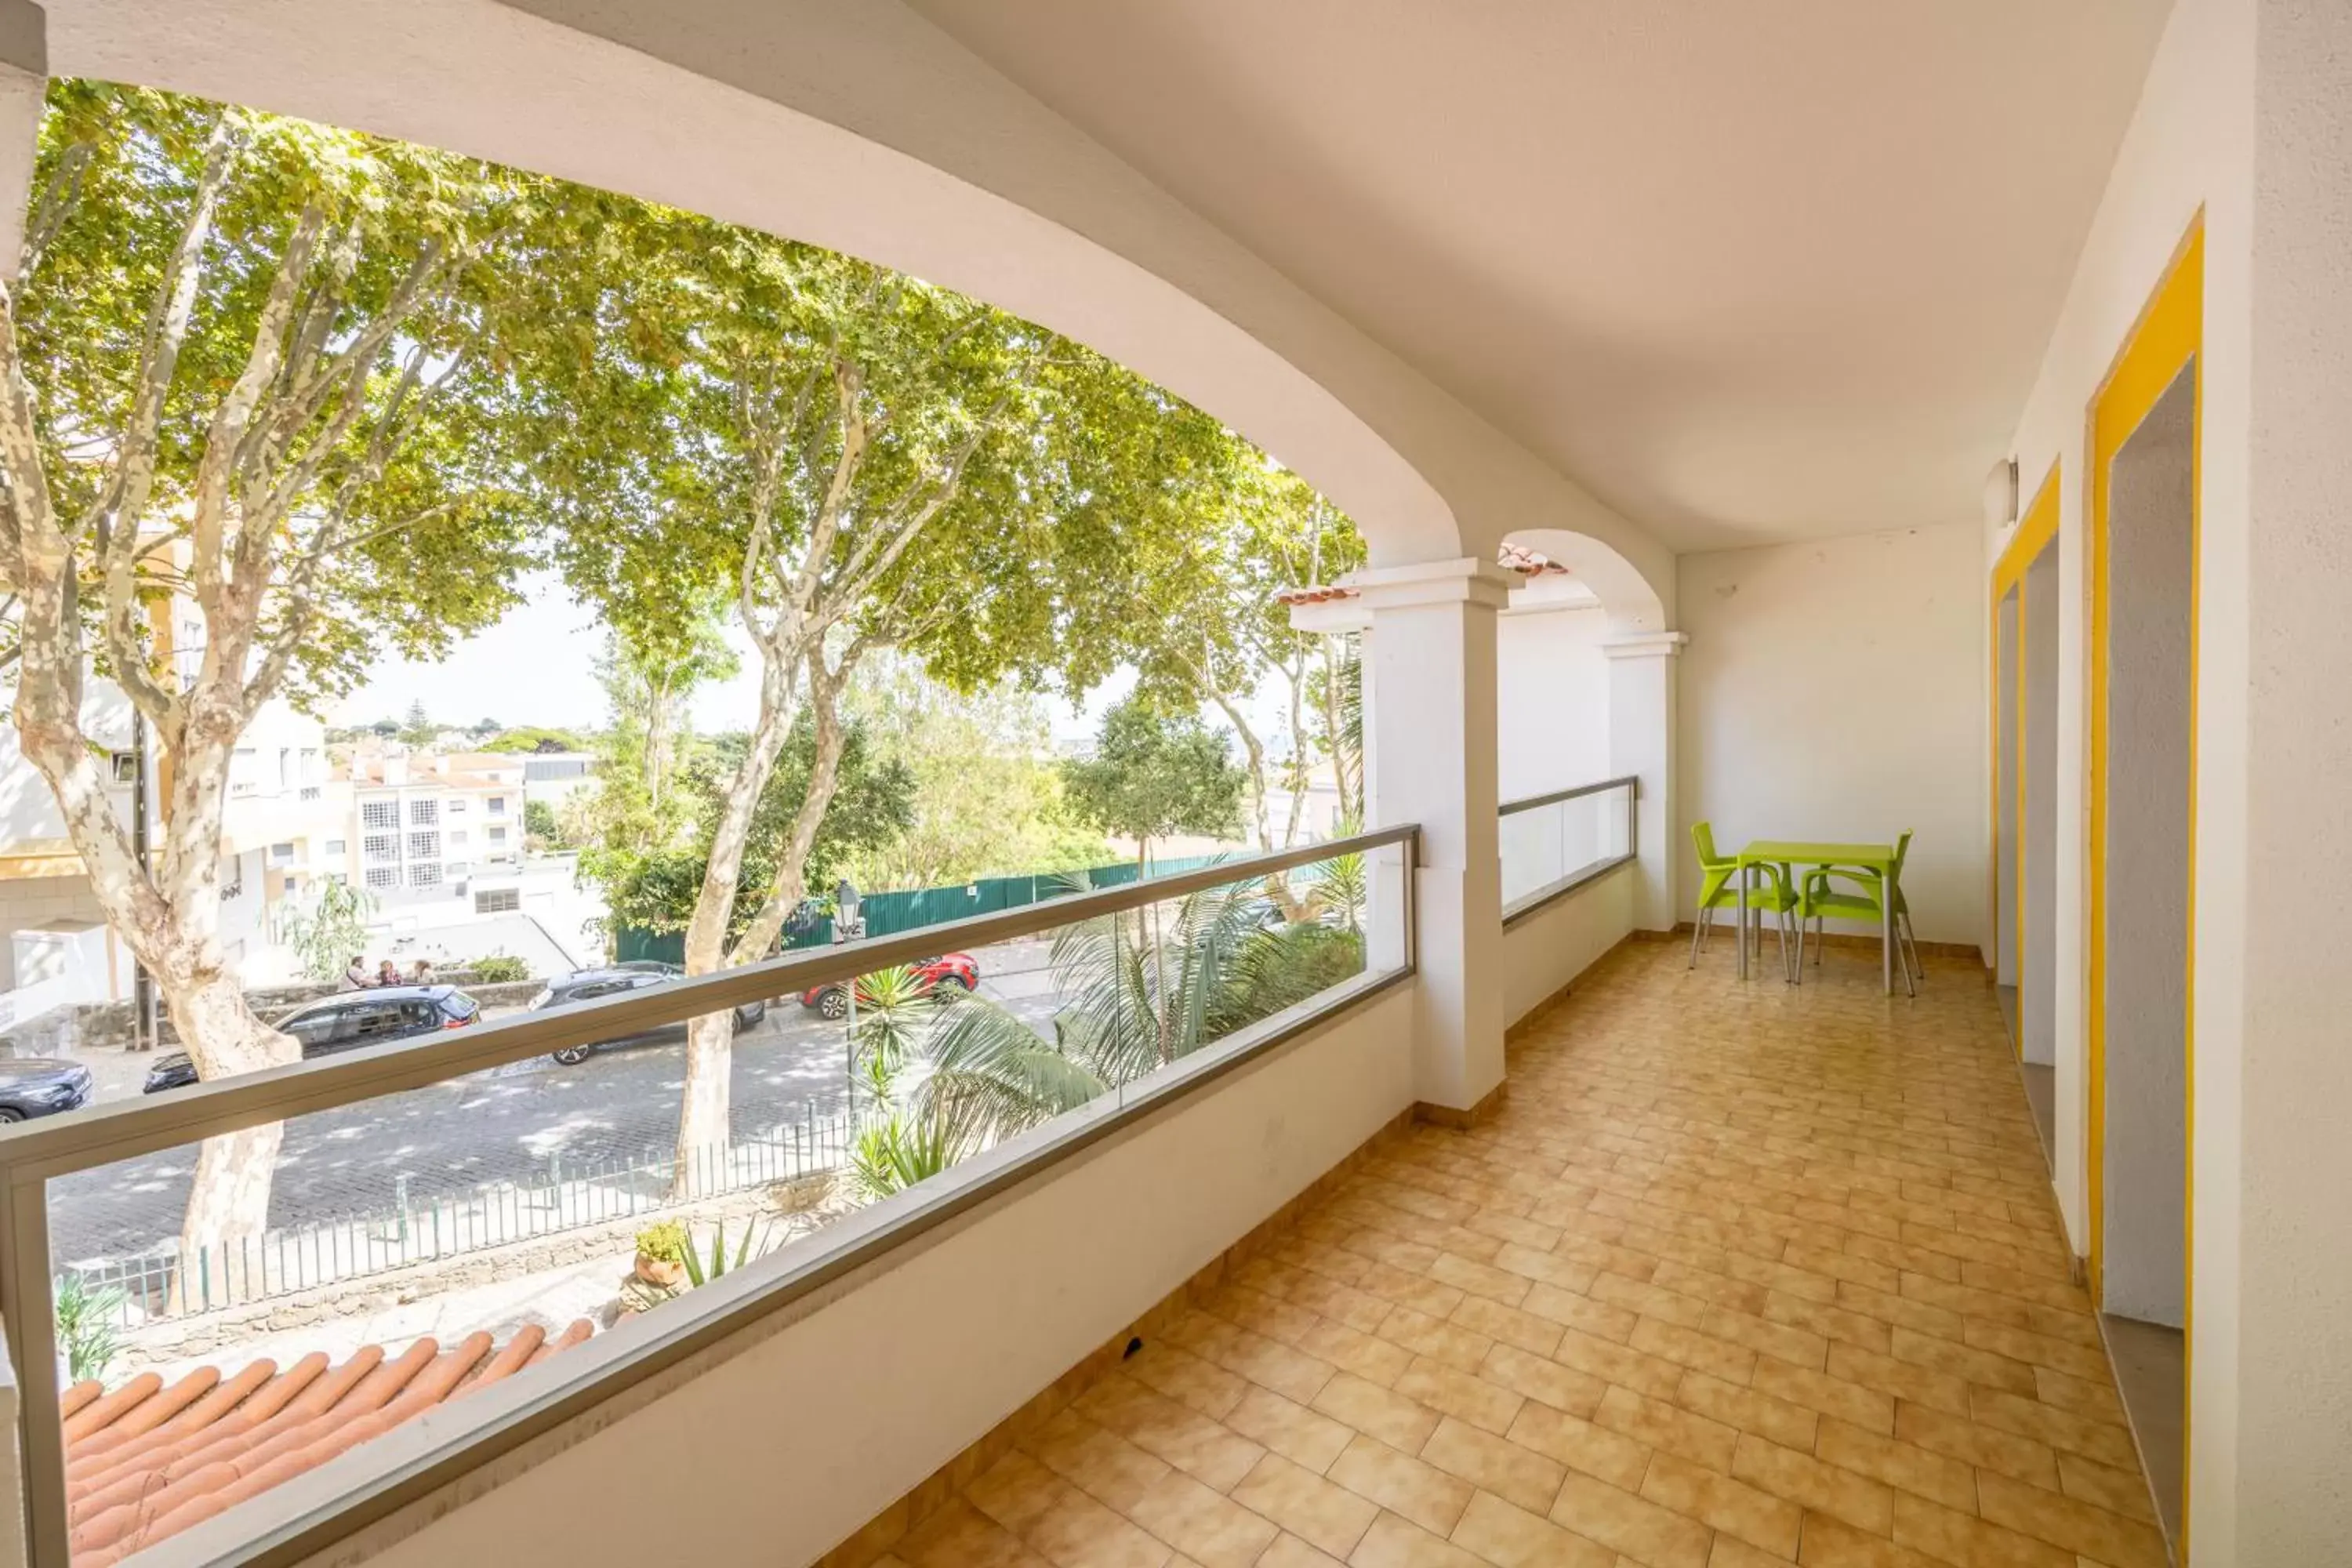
[886,939,2168,1568]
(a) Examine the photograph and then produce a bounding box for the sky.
[327,571,1181,746]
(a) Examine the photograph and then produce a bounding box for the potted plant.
[633,1221,689,1288]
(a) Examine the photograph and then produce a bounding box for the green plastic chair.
[1796,829,1922,994]
[1690,821,1797,978]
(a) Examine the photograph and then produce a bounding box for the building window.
[364,866,397,890]
[475,887,521,914]
[447,798,467,815]
[363,834,397,862]
[487,795,508,816]
[325,839,347,856]
[361,800,398,829]
[270,841,296,863]
[410,798,439,826]
[111,752,138,785]
[448,829,469,848]
[408,830,441,861]
[300,785,321,802]
[408,863,443,888]
[487,826,507,844]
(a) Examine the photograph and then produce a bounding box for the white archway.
[1504,528,1672,635]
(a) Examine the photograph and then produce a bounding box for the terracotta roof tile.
[60,1320,593,1564]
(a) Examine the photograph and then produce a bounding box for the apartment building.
[335,749,528,908]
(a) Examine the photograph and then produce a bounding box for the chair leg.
[1792,907,1804,982]
[1900,909,1925,984]
[1689,906,1708,968]
[1777,906,1795,982]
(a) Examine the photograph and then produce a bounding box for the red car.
[798,953,979,1019]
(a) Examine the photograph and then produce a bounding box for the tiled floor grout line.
[869,940,2169,1568]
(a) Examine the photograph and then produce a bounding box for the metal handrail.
[1499,774,1640,816]
[0,822,1421,1566]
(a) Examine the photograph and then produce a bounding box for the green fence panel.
[616,851,1247,966]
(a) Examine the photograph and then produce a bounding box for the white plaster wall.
[1495,604,1610,802]
[2022,550,2060,1069]
[1989,0,2257,1548]
[2236,0,2352,1552]
[1501,868,1634,1027]
[2101,378,2194,1329]
[1675,524,1987,946]
[249,987,1418,1568]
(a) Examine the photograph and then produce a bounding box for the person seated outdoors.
[375,959,401,988]
[340,954,369,991]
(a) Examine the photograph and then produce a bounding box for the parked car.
[797,953,979,1020]
[533,966,768,1066]
[142,986,482,1094]
[0,1058,95,1122]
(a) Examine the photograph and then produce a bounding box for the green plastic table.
[1735,840,1902,993]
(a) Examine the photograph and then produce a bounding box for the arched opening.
[46,0,1461,568]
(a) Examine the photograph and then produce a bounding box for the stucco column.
[1352,557,1511,1118]
[1602,631,1685,932]
[0,0,42,288]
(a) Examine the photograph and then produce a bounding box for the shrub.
[55,1275,125,1384]
[633,1220,689,1265]
[464,953,531,983]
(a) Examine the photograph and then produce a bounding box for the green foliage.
[522,797,564,850]
[674,1218,776,1287]
[54,1274,125,1385]
[633,1220,689,1265]
[840,652,1112,889]
[1214,924,1366,1034]
[281,881,377,983]
[848,1113,960,1202]
[463,953,530,983]
[483,727,590,755]
[18,82,552,707]
[1062,697,1245,863]
[849,964,930,1105]
[1305,847,1368,934]
[586,710,913,940]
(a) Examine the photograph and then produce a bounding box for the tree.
[280,880,376,982]
[586,710,915,944]
[399,699,434,746]
[1062,695,1245,869]
[0,84,546,1258]
[1127,457,1365,875]
[522,797,564,851]
[480,724,588,754]
[840,650,1110,889]
[521,211,1229,1185]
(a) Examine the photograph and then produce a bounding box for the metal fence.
[65,1105,859,1327]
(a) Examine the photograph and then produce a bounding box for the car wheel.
[817,987,848,1020]
[931,974,975,1003]
[735,1000,767,1028]
[550,1046,592,1066]
[0,1107,21,1123]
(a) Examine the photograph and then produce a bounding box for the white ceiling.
[909,1,2171,552]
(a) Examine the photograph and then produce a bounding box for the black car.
[142,985,482,1094]
[530,965,768,1066]
[0,1058,95,1121]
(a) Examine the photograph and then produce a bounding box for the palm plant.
[1305,848,1367,933]
[55,1275,125,1384]
[849,964,931,1107]
[848,1112,962,1200]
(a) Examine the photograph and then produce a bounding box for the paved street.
[47,942,1065,1266]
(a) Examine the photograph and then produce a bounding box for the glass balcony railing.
[1498,776,1639,922]
[0,826,1417,1566]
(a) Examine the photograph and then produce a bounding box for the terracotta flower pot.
[634,1252,685,1288]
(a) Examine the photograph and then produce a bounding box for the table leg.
[1737,866,1749,981]
[1882,876,1894,995]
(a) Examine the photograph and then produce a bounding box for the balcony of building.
[3,0,2349,1564]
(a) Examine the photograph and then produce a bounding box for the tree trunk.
[165,967,296,1306]
[673,654,796,1190]
[1209,691,1303,920]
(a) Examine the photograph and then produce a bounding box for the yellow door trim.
[2085,212,2201,1555]
[1992,463,2060,1050]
